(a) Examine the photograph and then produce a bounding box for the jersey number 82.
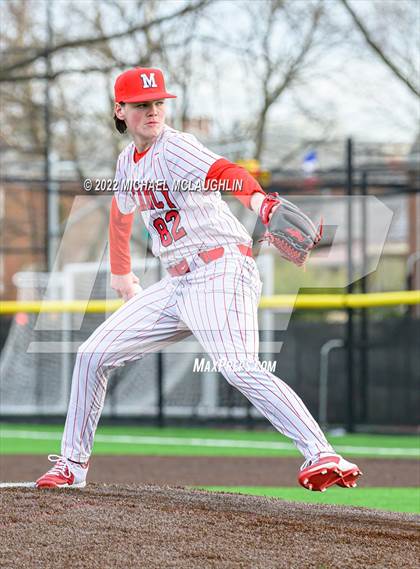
[153,210,187,247]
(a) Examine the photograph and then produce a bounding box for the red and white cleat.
[335,461,363,488]
[35,454,89,489]
[298,454,362,492]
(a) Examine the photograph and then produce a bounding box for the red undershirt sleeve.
[205,158,266,209]
[109,195,134,275]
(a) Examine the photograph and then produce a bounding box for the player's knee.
[76,344,87,360]
[216,356,261,384]
[76,341,91,358]
[76,341,103,368]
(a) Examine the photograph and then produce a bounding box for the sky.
[50,1,419,145]
[183,0,419,145]
[2,0,419,169]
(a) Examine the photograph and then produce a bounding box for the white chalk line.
[0,429,419,457]
[0,482,35,488]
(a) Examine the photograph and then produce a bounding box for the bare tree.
[339,0,419,98]
[0,0,214,171]
[0,0,209,80]
[226,0,330,161]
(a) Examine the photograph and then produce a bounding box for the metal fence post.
[360,171,369,423]
[319,339,345,431]
[346,138,355,432]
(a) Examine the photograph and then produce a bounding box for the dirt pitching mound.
[1,484,419,569]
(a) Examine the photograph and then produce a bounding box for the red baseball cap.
[114,67,177,103]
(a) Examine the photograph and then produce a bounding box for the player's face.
[116,100,166,143]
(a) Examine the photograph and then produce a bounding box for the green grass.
[0,423,418,459]
[197,487,420,514]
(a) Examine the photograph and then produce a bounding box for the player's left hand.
[259,193,323,267]
[267,204,279,223]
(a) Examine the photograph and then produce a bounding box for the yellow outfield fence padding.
[1,291,419,315]
[260,290,420,310]
[0,300,122,315]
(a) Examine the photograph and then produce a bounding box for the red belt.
[168,244,252,277]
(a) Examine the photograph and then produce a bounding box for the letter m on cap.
[140,72,157,89]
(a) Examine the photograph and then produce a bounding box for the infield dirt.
[1,484,419,569]
[1,455,418,487]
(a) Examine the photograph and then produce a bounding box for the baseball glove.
[259,193,323,267]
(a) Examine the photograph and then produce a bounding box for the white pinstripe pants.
[62,252,333,463]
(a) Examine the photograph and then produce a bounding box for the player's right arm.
[109,196,142,301]
[109,151,141,302]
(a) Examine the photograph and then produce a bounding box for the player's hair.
[114,102,127,134]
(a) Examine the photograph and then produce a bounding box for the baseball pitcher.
[36,68,361,493]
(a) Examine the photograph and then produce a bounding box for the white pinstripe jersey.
[114,125,252,267]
